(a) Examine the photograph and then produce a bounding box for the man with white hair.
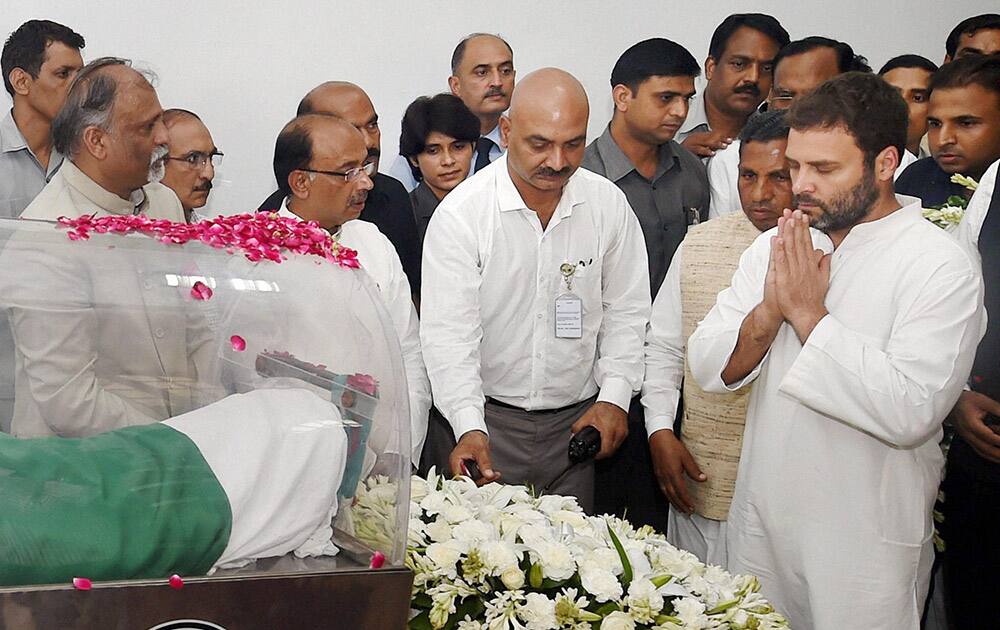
[1,57,208,438]
[20,56,182,222]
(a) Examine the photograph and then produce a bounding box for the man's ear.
[448,75,461,97]
[705,56,717,82]
[8,67,32,97]
[874,145,900,183]
[81,125,109,160]
[611,84,632,113]
[288,170,311,199]
[499,114,511,149]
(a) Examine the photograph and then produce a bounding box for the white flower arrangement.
[357,469,789,629]
[922,173,979,231]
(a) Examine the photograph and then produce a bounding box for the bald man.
[161,109,222,222]
[259,82,421,297]
[420,68,651,511]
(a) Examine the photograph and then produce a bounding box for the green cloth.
[0,423,232,586]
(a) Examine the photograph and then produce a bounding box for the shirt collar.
[61,159,149,215]
[0,109,27,153]
[595,125,678,182]
[278,197,343,238]
[836,194,925,245]
[483,123,503,146]
[494,153,583,216]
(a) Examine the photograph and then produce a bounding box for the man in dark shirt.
[259,82,421,295]
[582,38,709,530]
[896,56,1000,207]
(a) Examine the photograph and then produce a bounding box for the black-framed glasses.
[299,160,375,183]
[166,151,224,169]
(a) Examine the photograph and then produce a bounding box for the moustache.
[484,87,506,99]
[350,191,369,206]
[735,84,761,97]
[794,194,825,209]
[536,166,572,178]
[367,147,380,160]
[194,181,213,193]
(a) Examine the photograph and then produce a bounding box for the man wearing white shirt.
[388,33,513,191]
[420,69,650,510]
[688,73,983,629]
[271,113,431,465]
[708,37,859,218]
[642,109,790,566]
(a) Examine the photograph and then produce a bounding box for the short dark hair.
[51,57,135,157]
[708,13,790,60]
[878,54,939,76]
[399,93,480,181]
[450,33,513,75]
[163,108,202,128]
[787,72,908,168]
[773,37,871,75]
[2,19,85,96]
[738,109,790,156]
[273,114,334,197]
[945,14,1000,58]
[610,38,700,92]
[929,54,1000,104]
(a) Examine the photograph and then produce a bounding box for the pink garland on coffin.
[56,212,361,269]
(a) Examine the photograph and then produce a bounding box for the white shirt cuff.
[450,405,488,440]
[597,376,634,413]
[645,417,675,438]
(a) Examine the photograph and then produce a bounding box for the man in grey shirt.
[582,38,709,530]
[0,20,85,218]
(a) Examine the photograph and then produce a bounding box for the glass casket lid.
[0,213,411,588]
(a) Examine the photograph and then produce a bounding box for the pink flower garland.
[56,212,361,269]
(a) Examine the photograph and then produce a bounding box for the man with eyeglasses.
[272,113,431,467]
[260,82,422,300]
[707,37,865,217]
[160,109,222,223]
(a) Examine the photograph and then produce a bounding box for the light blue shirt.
[0,109,63,218]
[386,123,504,192]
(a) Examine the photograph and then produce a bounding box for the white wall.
[4,0,996,212]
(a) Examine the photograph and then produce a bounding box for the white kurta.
[277,201,431,464]
[687,196,984,630]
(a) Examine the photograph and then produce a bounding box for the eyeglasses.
[299,160,376,183]
[166,151,224,169]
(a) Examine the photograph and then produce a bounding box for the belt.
[485,397,585,415]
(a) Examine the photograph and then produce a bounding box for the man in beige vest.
[641,110,791,564]
[0,57,213,437]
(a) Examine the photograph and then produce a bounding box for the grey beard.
[147,145,168,183]
[804,170,879,233]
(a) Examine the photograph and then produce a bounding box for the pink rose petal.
[230,335,246,352]
[169,574,184,589]
[190,281,213,301]
[73,577,92,590]
[369,551,386,569]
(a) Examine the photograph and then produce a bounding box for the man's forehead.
[461,36,513,68]
[41,40,83,66]
[312,124,367,163]
[929,84,1000,112]
[168,118,214,147]
[958,28,1000,52]
[786,126,859,155]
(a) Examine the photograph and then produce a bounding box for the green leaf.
[706,598,739,615]
[408,610,433,630]
[650,574,674,588]
[606,521,633,585]
[447,597,486,628]
[412,593,433,609]
[594,601,621,616]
